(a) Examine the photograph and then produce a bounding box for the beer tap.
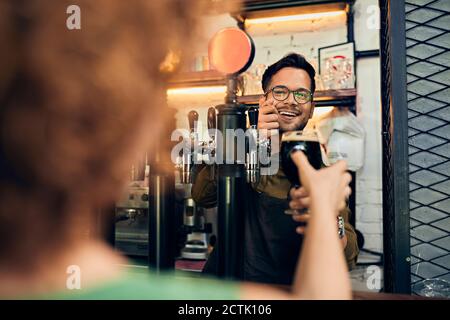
[207,107,217,150]
[177,110,198,184]
[188,110,199,140]
[206,107,217,179]
[208,28,255,279]
[246,107,259,183]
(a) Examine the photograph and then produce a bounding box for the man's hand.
[289,186,349,248]
[257,96,279,130]
[289,185,346,233]
[288,186,311,235]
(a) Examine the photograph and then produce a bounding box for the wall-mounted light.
[167,86,227,96]
[245,10,346,26]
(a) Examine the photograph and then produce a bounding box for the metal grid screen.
[405,0,450,293]
[380,0,396,292]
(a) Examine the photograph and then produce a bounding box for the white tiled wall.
[169,0,384,254]
[248,18,347,74]
[353,0,383,254]
[355,56,383,253]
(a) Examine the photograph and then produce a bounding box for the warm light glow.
[167,86,227,95]
[159,50,181,74]
[245,11,346,25]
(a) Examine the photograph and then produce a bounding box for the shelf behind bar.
[237,88,356,107]
[168,70,227,88]
[238,98,356,111]
[168,70,356,109]
[169,72,356,98]
[241,0,353,13]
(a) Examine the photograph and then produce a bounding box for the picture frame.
[318,42,356,90]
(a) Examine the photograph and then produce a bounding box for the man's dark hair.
[261,53,316,94]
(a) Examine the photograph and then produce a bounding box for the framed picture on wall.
[318,42,355,90]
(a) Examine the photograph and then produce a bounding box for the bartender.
[192,53,359,285]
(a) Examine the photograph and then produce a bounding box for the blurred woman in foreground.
[0,0,352,299]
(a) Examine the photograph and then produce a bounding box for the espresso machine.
[114,158,150,257]
[113,107,178,272]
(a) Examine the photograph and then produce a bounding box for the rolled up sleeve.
[191,165,218,208]
[340,206,359,270]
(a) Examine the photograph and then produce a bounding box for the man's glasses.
[265,85,313,104]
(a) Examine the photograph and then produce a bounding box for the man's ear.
[258,95,266,108]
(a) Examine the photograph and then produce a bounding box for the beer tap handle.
[206,108,217,173]
[207,107,216,130]
[188,110,199,132]
[248,107,258,128]
[246,107,259,184]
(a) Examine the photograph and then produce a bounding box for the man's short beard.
[279,119,309,133]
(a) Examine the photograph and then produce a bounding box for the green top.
[28,268,240,300]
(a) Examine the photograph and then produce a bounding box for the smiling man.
[192,53,359,285]
[258,57,315,132]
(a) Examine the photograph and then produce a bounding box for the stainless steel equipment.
[175,110,215,261]
[179,195,210,260]
[176,110,199,184]
[115,183,149,257]
[246,107,260,184]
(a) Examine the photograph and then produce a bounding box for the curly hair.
[0,0,204,270]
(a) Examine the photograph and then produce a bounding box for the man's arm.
[339,207,359,270]
[191,164,217,208]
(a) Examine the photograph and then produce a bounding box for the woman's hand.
[290,151,352,217]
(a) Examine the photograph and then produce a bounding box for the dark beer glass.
[281,131,323,214]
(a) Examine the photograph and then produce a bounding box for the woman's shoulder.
[37,269,241,300]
